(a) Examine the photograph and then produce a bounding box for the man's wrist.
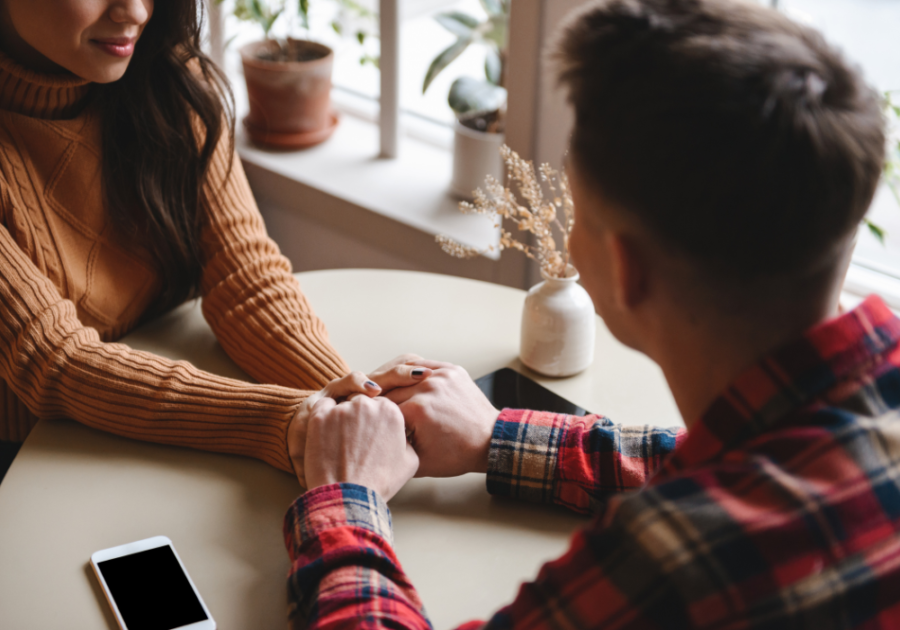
[472,408,501,474]
[287,483,395,550]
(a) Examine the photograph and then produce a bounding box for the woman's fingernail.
[412,368,430,378]
[365,380,381,390]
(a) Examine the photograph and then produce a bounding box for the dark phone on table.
[474,368,590,416]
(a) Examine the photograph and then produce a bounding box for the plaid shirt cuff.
[486,408,567,504]
[284,483,394,561]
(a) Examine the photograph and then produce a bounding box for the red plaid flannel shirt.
[284,295,900,629]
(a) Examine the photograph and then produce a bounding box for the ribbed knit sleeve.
[197,132,349,390]
[0,220,304,472]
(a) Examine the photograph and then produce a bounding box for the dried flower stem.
[436,145,575,278]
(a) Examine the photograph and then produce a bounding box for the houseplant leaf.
[479,0,504,17]
[448,76,507,116]
[485,47,502,85]
[298,0,310,29]
[249,0,266,22]
[423,37,471,93]
[263,8,283,38]
[865,218,886,244]
[482,13,509,49]
[234,0,252,22]
[435,12,480,38]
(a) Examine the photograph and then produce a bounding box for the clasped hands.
[287,355,500,500]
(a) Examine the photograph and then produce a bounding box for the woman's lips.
[91,38,136,58]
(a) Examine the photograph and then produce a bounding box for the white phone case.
[90,535,216,630]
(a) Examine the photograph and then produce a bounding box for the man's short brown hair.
[556,0,885,281]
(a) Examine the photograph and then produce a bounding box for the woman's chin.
[64,55,132,84]
[84,64,131,84]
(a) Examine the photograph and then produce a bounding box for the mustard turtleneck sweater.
[0,52,349,473]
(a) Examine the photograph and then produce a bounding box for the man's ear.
[607,232,648,310]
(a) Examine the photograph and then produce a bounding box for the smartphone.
[90,536,216,630]
[475,367,591,416]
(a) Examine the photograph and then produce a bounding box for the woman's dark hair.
[98,0,234,313]
[555,0,885,283]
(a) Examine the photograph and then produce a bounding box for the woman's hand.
[288,356,431,487]
[366,353,432,390]
[304,396,419,501]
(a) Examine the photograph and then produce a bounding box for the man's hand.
[304,396,419,501]
[288,357,432,487]
[384,360,500,478]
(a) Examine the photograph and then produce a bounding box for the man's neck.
[653,296,841,430]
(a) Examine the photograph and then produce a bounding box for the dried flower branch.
[437,145,574,278]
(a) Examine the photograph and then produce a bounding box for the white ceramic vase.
[520,265,596,377]
[450,121,504,199]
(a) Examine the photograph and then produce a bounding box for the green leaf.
[422,37,471,94]
[249,0,265,22]
[865,219,886,245]
[332,21,343,35]
[478,0,504,16]
[336,0,376,19]
[263,7,283,37]
[234,1,252,22]
[356,31,365,45]
[485,47,502,85]
[435,11,480,38]
[482,14,508,50]
[298,0,310,29]
[448,76,507,116]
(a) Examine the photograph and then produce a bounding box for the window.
[213,0,500,146]
[769,0,900,301]
[208,0,900,295]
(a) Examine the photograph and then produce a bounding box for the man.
[283,0,899,627]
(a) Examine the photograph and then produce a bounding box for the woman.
[0,0,419,482]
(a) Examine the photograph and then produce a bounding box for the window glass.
[328,0,491,126]
[777,0,900,276]
[219,0,493,127]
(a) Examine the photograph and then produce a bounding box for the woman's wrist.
[287,400,311,488]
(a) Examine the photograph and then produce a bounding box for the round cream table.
[0,269,681,630]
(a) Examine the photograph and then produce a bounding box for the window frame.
[207,0,900,302]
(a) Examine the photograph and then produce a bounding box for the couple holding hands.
[1,0,899,627]
[288,356,500,498]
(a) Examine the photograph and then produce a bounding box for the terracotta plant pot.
[240,38,339,149]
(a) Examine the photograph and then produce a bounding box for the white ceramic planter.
[520,265,596,377]
[450,121,504,199]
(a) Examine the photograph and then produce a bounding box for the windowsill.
[232,80,500,258]
[844,259,900,310]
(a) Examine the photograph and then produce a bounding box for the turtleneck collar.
[0,50,91,119]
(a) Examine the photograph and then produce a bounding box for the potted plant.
[223,0,339,149]
[423,0,510,199]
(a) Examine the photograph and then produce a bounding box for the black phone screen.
[475,368,590,416]
[97,545,208,630]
